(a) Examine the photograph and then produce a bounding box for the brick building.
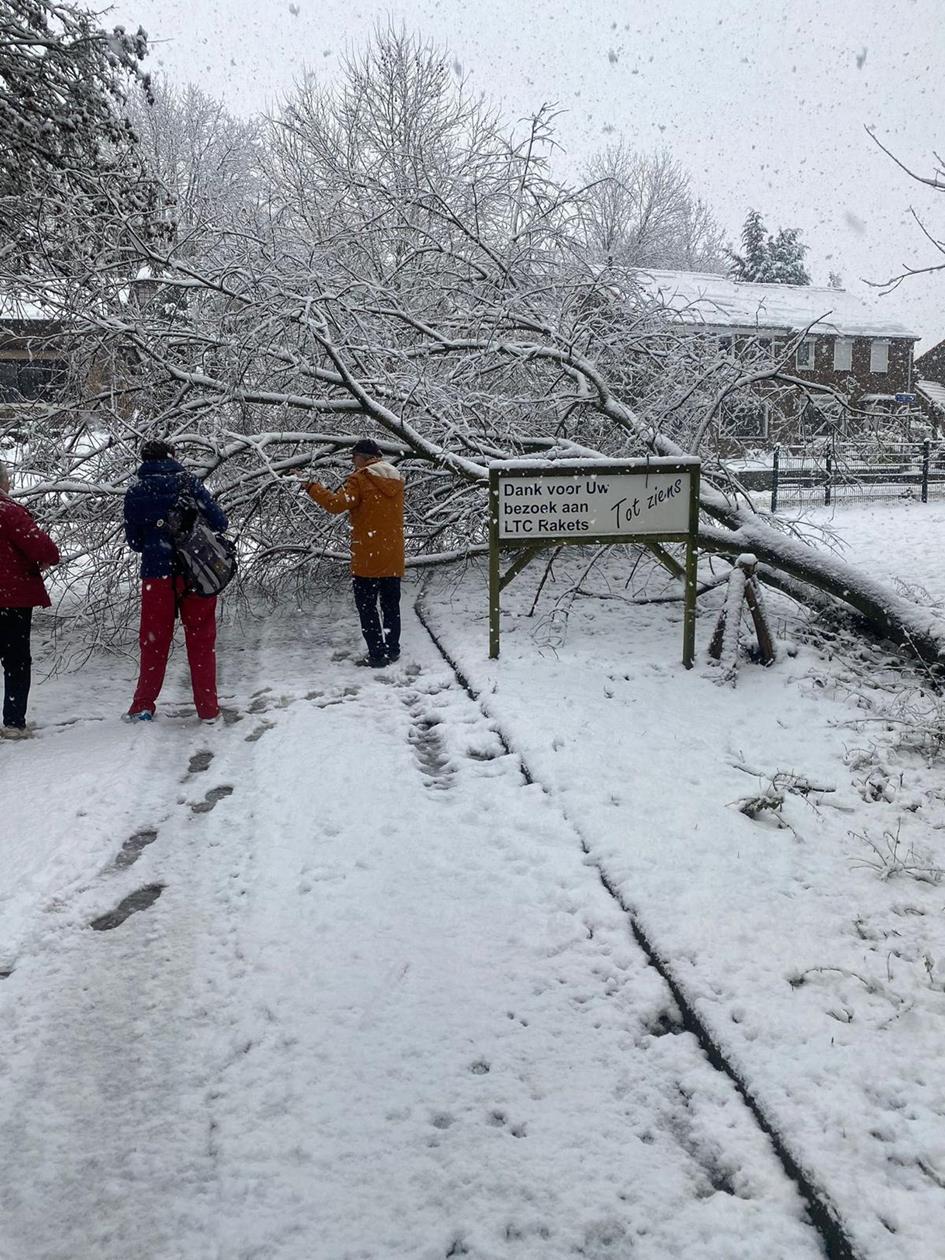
[635,269,921,445]
[0,292,67,423]
[915,338,945,435]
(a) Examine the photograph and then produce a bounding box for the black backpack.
[164,478,237,597]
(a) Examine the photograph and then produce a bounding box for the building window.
[870,339,889,373]
[0,357,66,403]
[833,338,853,372]
[796,338,815,371]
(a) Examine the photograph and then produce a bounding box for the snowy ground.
[2,501,945,1259]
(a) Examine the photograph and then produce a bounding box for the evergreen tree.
[766,227,811,284]
[730,208,768,281]
[728,210,810,285]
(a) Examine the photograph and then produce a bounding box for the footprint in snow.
[114,828,158,869]
[191,785,234,814]
[405,702,455,790]
[644,1007,685,1038]
[90,884,164,931]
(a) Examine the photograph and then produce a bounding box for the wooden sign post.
[488,457,701,667]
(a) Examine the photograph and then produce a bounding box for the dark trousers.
[352,576,401,660]
[0,607,33,729]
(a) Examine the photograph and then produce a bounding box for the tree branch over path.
[11,27,945,661]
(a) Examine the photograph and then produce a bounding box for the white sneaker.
[1,725,32,740]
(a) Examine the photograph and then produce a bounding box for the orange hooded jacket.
[306,460,405,578]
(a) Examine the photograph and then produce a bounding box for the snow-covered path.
[0,609,824,1260]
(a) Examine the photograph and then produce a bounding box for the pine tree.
[766,227,811,285]
[727,210,811,285]
[730,208,768,281]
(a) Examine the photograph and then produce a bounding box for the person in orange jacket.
[301,439,405,667]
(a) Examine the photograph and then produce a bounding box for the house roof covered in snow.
[634,269,920,341]
[915,337,945,372]
[0,291,60,323]
[918,379,945,412]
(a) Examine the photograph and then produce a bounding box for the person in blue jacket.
[123,440,228,723]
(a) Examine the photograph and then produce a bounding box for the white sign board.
[497,468,693,540]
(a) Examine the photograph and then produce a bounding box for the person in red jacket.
[0,461,60,738]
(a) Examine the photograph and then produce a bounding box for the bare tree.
[125,78,261,253]
[580,142,727,272]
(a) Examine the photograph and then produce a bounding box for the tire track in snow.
[415,593,860,1260]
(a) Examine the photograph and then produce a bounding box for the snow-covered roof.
[0,292,60,323]
[915,338,945,367]
[634,268,920,340]
[918,378,945,412]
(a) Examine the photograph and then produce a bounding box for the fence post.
[825,451,832,507]
[771,446,780,513]
[922,439,931,504]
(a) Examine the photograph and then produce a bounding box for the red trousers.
[130,576,219,719]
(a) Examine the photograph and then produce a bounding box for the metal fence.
[732,441,945,510]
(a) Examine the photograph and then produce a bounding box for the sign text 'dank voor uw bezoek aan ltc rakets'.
[497,469,693,540]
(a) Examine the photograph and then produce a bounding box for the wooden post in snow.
[708,553,778,683]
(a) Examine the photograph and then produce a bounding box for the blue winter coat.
[124,458,228,580]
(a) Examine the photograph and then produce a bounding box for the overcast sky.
[112,0,945,350]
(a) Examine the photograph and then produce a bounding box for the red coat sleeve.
[3,501,60,569]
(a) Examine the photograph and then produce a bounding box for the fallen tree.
[12,29,945,663]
